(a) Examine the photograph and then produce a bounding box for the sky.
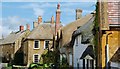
[0,1,96,38]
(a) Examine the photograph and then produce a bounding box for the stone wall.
[101,30,120,67]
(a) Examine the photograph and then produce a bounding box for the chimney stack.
[33,21,38,28]
[76,9,82,20]
[26,24,30,30]
[20,25,24,31]
[38,16,42,24]
[51,16,54,24]
[55,3,61,35]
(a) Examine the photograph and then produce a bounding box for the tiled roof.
[27,23,55,39]
[61,14,94,47]
[0,30,28,45]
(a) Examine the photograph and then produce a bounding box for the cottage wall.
[101,30,120,67]
[73,35,88,68]
[1,44,14,62]
[26,39,53,66]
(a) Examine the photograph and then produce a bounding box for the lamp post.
[106,32,112,69]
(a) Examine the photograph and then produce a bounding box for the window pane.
[45,41,49,49]
[34,41,39,48]
[34,55,39,63]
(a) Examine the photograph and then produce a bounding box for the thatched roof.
[0,30,29,45]
[73,16,95,43]
[0,39,3,45]
[61,14,94,47]
[27,23,55,40]
[69,16,95,47]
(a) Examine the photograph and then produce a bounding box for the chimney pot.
[55,3,61,35]
[26,24,30,30]
[51,16,54,24]
[57,3,60,9]
[76,9,82,20]
[38,16,42,24]
[20,25,24,31]
[33,21,38,28]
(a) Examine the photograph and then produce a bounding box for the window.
[34,40,40,49]
[33,54,39,63]
[44,40,49,49]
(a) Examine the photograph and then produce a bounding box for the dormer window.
[34,40,40,49]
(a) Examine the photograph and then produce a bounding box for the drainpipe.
[106,32,112,69]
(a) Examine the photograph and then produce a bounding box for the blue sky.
[1,2,96,38]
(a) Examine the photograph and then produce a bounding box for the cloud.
[61,8,75,18]
[2,0,97,2]
[40,3,56,8]
[0,25,13,38]
[1,16,29,38]
[20,3,56,9]
[0,18,2,39]
[2,16,27,28]
[33,8,44,16]
[62,8,74,13]
[20,3,45,17]
[2,0,35,2]
[20,3,40,9]
[83,10,94,15]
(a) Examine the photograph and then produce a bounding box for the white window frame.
[33,54,40,63]
[44,40,50,49]
[33,40,40,49]
[69,53,72,66]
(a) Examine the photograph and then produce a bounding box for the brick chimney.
[33,21,38,28]
[51,16,54,24]
[26,24,30,30]
[38,16,42,24]
[20,25,24,31]
[55,3,61,35]
[76,9,82,20]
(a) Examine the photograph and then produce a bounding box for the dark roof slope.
[61,14,94,47]
[80,45,95,59]
[70,15,95,47]
[110,47,120,62]
[73,16,95,43]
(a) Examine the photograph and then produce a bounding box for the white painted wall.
[73,35,88,68]
[69,53,72,66]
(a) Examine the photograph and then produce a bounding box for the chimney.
[38,16,42,24]
[33,21,38,28]
[55,3,61,35]
[20,25,24,31]
[76,9,82,20]
[51,16,54,24]
[26,24,30,30]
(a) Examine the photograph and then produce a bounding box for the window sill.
[33,48,40,50]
